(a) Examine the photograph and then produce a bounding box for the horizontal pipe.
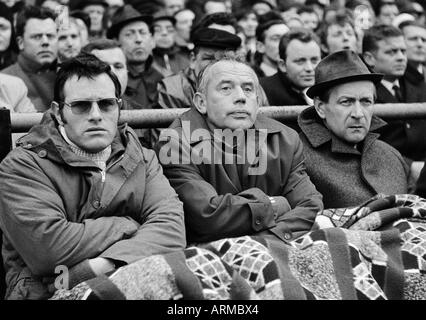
[10,103,426,132]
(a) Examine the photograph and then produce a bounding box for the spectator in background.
[0,2,18,70]
[76,0,109,41]
[107,5,163,111]
[252,12,289,77]
[151,14,190,77]
[157,27,242,110]
[373,0,399,26]
[305,0,328,22]
[174,8,195,57]
[105,0,124,22]
[107,5,163,147]
[161,0,185,16]
[260,28,321,130]
[251,0,274,16]
[235,8,258,65]
[400,21,426,84]
[318,12,359,55]
[2,6,57,112]
[70,10,91,46]
[203,0,227,15]
[362,24,426,182]
[57,17,82,63]
[297,5,320,32]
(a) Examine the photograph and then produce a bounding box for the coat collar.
[298,106,387,154]
[127,55,155,78]
[178,108,284,146]
[17,110,131,168]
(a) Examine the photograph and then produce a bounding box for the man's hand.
[88,257,116,276]
[410,161,424,183]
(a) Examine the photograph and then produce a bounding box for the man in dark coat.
[300,50,410,208]
[107,4,163,111]
[1,6,57,112]
[362,24,426,181]
[156,58,323,244]
[260,28,321,131]
[0,53,185,300]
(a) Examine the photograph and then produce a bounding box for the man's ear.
[362,51,375,70]
[193,92,207,114]
[320,42,329,55]
[277,58,286,73]
[314,97,326,120]
[256,41,265,54]
[51,101,64,125]
[17,36,24,51]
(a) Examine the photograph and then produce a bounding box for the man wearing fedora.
[107,5,164,148]
[107,4,163,112]
[298,50,410,208]
[73,0,110,41]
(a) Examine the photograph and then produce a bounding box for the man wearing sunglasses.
[0,52,186,300]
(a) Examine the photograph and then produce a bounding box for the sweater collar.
[298,106,387,154]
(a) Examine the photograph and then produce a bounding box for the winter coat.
[260,71,309,132]
[298,106,410,209]
[375,76,426,162]
[155,108,323,244]
[0,112,186,299]
[1,54,56,112]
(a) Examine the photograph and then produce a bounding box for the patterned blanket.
[51,194,426,300]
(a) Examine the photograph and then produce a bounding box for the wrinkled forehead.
[91,47,126,65]
[329,80,376,99]
[207,61,258,85]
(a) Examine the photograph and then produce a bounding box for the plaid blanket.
[51,194,426,300]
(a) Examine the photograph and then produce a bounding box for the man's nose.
[233,86,247,102]
[351,101,364,118]
[40,34,50,45]
[88,102,103,120]
[304,60,315,71]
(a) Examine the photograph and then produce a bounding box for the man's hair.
[54,52,122,103]
[362,24,403,53]
[15,5,57,38]
[317,11,356,47]
[278,27,320,61]
[82,38,121,53]
[372,0,398,16]
[297,5,318,16]
[196,54,260,97]
[255,10,285,42]
[399,20,426,31]
[234,7,256,21]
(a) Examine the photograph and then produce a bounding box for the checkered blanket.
[51,194,426,300]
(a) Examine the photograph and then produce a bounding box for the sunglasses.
[62,98,122,115]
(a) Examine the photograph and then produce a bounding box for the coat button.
[406,123,411,129]
[255,218,261,225]
[37,149,47,158]
[284,233,292,240]
[93,200,100,209]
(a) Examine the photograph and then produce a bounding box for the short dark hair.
[82,38,121,53]
[15,5,57,38]
[372,0,398,16]
[54,52,121,103]
[362,24,403,53]
[279,28,320,60]
[317,11,355,48]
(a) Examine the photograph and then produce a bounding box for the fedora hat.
[306,50,383,99]
[107,4,153,39]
